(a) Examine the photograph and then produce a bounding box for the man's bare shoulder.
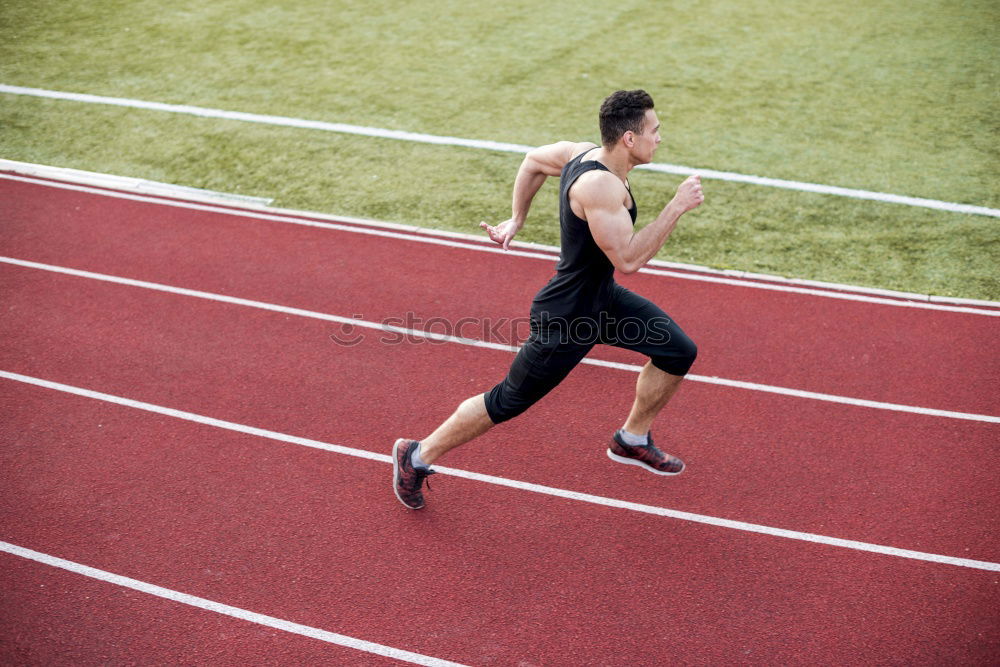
[569,169,628,221]
[572,168,627,204]
[544,141,600,167]
[567,141,599,160]
[525,141,599,177]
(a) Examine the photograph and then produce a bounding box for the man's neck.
[594,146,637,182]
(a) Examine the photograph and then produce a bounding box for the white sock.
[410,442,429,468]
[618,428,649,447]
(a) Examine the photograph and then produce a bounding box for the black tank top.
[530,148,638,320]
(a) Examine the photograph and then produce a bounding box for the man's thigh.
[485,327,593,423]
[601,285,698,374]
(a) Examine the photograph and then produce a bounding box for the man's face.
[631,109,662,164]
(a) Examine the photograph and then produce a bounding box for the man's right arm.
[586,173,704,274]
[481,141,595,250]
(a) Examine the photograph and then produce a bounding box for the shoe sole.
[607,448,684,476]
[393,438,425,509]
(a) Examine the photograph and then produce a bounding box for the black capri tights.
[484,284,697,424]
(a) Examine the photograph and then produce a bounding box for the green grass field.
[2,0,997,298]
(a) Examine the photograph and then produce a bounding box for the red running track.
[1,171,999,664]
[2,175,998,416]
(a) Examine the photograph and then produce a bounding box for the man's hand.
[480,218,522,251]
[671,174,704,214]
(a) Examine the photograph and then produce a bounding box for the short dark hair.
[599,89,655,147]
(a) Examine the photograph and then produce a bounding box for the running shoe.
[393,438,436,509]
[607,431,685,475]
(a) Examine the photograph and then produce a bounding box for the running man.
[393,89,704,509]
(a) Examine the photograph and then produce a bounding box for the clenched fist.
[672,174,704,213]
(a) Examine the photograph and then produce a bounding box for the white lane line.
[4,158,999,310]
[0,159,275,206]
[0,541,468,667]
[3,255,998,424]
[2,370,997,573]
[628,265,1000,315]
[639,161,1000,217]
[581,357,1000,422]
[3,172,1000,317]
[2,83,998,218]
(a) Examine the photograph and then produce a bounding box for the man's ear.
[623,131,635,148]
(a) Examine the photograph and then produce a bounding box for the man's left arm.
[481,141,596,250]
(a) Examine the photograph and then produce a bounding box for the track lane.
[4,171,1000,664]
[2,176,998,416]
[0,553,413,667]
[2,382,997,665]
[2,264,997,562]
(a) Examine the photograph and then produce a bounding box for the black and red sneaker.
[607,431,685,475]
[393,439,436,509]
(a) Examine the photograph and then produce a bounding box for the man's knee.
[485,381,537,424]
[651,338,697,376]
[683,338,698,366]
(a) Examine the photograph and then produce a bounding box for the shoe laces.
[415,466,436,491]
